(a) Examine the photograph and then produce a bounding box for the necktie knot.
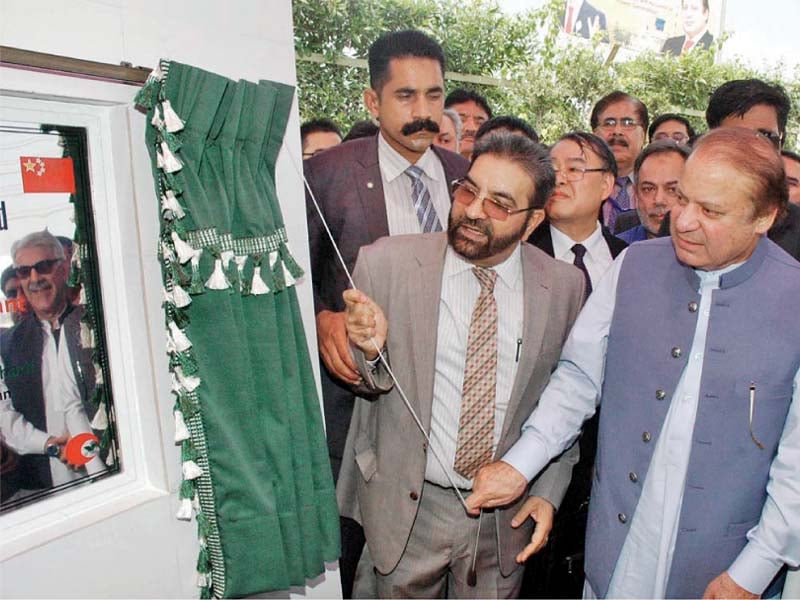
[571,243,587,260]
[615,176,629,189]
[405,164,424,181]
[472,266,497,293]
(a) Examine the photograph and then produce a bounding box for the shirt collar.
[444,243,523,292]
[378,131,440,183]
[550,221,605,261]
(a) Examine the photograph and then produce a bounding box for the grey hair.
[442,108,463,143]
[11,229,65,266]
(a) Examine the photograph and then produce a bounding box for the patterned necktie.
[615,176,631,211]
[682,38,695,54]
[572,243,592,299]
[405,165,443,233]
[454,267,498,480]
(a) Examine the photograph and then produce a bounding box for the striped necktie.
[405,165,443,233]
[454,267,498,479]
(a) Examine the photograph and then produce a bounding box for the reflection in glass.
[0,123,120,512]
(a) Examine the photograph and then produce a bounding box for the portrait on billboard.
[560,0,724,55]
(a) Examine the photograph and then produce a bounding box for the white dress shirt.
[425,245,524,489]
[377,132,451,236]
[549,222,613,288]
[502,249,800,596]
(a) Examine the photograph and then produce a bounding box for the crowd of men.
[302,29,799,600]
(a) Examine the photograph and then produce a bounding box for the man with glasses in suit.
[590,91,649,233]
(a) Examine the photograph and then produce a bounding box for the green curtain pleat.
[140,60,339,598]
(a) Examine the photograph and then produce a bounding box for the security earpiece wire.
[290,150,470,513]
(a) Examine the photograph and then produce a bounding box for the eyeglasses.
[756,129,782,149]
[653,132,689,144]
[553,165,609,182]
[15,258,62,280]
[451,179,537,222]
[597,117,640,131]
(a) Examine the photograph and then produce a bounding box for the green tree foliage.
[294,0,799,147]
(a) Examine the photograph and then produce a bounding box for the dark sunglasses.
[15,258,62,279]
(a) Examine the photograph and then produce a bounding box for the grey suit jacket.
[336,233,585,576]
[304,134,469,476]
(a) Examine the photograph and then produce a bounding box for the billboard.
[561,0,726,55]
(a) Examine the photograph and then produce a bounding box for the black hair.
[445,88,493,119]
[554,131,619,178]
[706,79,790,143]
[475,115,539,143]
[471,132,555,209]
[300,118,342,146]
[782,149,800,165]
[368,30,445,93]
[633,139,691,180]
[342,120,379,142]
[590,91,649,131]
[648,113,697,142]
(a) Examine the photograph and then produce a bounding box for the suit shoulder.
[304,136,376,176]
[360,232,443,260]
[433,146,469,176]
[522,243,583,286]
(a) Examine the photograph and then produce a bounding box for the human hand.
[512,496,555,562]
[465,461,528,516]
[342,289,387,362]
[316,309,361,385]
[702,571,759,599]
[44,433,69,462]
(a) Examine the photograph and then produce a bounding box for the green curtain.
[136,60,339,598]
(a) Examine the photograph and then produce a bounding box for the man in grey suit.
[304,30,468,597]
[339,132,585,598]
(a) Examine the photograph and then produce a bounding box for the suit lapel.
[355,135,390,243]
[408,235,447,431]
[500,244,551,443]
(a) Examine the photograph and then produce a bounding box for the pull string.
[288,149,469,513]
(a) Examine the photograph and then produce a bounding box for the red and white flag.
[19,156,76,193]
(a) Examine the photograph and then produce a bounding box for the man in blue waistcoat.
[466,127,800,599]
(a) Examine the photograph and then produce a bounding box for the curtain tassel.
[150,105,164,130]
[270,250,286,292]
[160,141,183,173]
[204,258,230,290]
[176,497,194,521]
[174,409,191,442]
[77,286,87,306]
[189,250,205,294]
[171,283,192,308]
[91,403,109,430]
[182,460,203,480]
[250,266,270,295]
[161,190,186,219]
[156,150,166,170]
[280,241,304,281]
[168,321,193,352]
[170,231,195,264]
[162,100,185,133]
[233,255,248,293]
[175,367,201,392]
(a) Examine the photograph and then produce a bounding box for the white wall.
[0,1,338,597]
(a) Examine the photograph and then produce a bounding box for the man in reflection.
[0,230,99,498]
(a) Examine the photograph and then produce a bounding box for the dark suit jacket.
[304,134,469,476]
[662,30,714,55]
[527,220,628,261]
